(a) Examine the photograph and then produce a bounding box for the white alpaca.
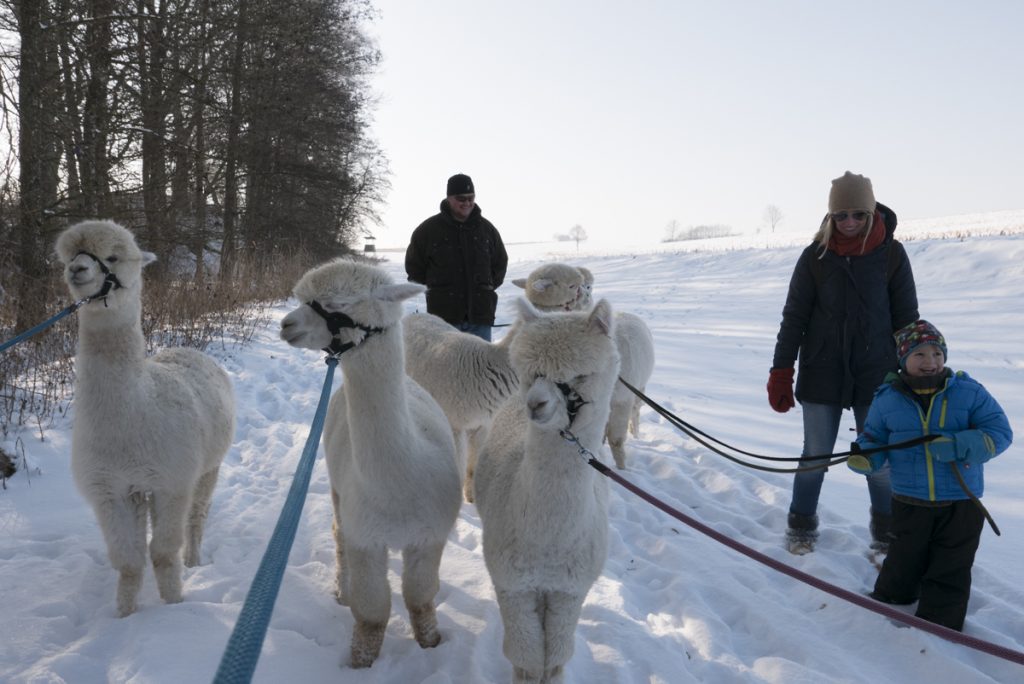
[55,220,235,617]
[511,262,586,311]
[403,312,520,502]
[514,263,655,468]
[279,259,461,668]
[474,298,620,684]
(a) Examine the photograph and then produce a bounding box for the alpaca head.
[576,266,594,309]
[281,258,424,352]
[510,297,619,433]
[511,263,586,312]
[55,220,156,303]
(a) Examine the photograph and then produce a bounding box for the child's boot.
[869,508,894,553]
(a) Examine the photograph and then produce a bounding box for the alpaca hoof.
[350,621,385,668]
[409,603,440,648]
[416,629,441,649]
[183,547,200,568]
[544,665,565,683]
[513,666,542,683]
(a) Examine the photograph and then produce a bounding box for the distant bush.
[662,224,738,242]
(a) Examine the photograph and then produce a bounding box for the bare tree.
[663,218,681,242]
[763,204,784,233]
[568,224,588,252]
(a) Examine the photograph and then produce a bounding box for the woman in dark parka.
[767,171,919,554]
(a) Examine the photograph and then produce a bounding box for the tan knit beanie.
[828,171,876,213]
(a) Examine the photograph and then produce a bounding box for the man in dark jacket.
[405,173,508,341]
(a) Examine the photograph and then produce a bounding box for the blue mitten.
[954,429,996,464]
[928,437,957,463]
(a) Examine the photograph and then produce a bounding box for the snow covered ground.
[2,213,1023,683]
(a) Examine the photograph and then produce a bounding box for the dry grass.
[0,246,330,441]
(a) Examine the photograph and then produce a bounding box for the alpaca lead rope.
[559,429,597,464]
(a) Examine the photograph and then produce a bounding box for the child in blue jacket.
[848,319,1012,631]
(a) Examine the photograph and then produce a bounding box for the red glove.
[767,367,795,413]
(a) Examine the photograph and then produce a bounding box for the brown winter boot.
[786,512,819,555]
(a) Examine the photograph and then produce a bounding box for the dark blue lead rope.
[212,356,338,684]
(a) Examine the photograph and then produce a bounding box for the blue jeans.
[457,322,492,342]
[789,402,892,518]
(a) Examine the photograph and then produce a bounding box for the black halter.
[555,381,589,428]
[76,251,123,305]
[307,300,385,356]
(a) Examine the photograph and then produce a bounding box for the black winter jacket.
[405,201,508,326]
[771,203,919,408]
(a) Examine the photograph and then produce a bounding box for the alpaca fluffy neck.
[525,418,603,485]
[340,327,414,442]
[76,299,147,368]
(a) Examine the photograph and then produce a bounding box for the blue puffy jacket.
[854,370,1012,501]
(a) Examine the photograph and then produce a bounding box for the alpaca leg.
[495,588,545,681]
[540,591,585,681]
[464,426,486,503]
[628,395,643,438]
[184,468,220,567]
[148,490,190,605]
[401,541,445,649]
[604,401,631,469]
[331,488,350,605]
[347,544,390,668]
[98,493,148,617]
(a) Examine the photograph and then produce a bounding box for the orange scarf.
[829,211,886,256]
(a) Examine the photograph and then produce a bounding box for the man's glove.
[929,430,996,464]
[767,367,795,413]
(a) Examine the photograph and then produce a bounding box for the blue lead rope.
[212,356,338,684]
[0,301,85,354]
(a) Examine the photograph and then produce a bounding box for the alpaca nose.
[528,398,548,420]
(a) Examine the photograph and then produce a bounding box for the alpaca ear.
[374,282,425,303]
[587,298,614,337]
[511,278,527,289]
[514,296,541,323]
[141,251,157,267]
[530,278,553,293]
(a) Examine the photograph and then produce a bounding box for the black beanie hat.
[446,173,474,196]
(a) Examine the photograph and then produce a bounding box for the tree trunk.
[14,0,61,329]
[220,0,248,276]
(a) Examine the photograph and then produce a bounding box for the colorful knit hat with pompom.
[894,319,947,370]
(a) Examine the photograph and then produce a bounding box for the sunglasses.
[831,211,870,222]
[453,195,475,204]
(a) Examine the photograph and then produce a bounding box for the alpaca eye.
[106,255,118,263]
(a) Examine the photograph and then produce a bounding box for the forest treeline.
[0,0,387,440]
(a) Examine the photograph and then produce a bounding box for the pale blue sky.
[365,1,1023,247]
